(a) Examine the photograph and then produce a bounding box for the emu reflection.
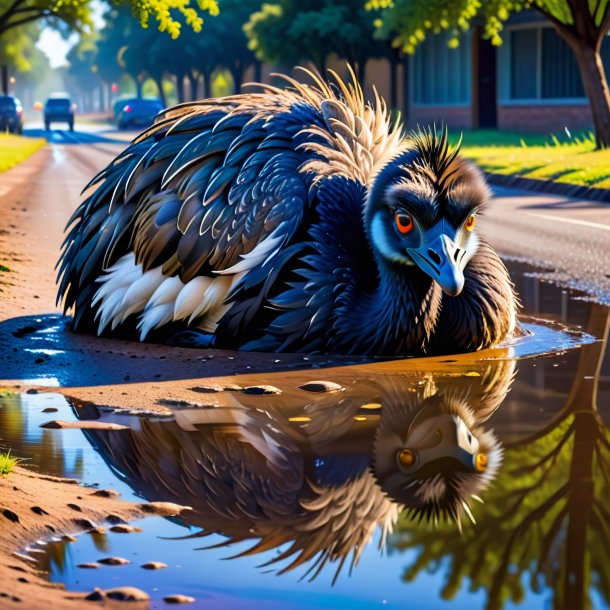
[79,361,513,581]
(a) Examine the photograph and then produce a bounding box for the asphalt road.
[8,122,610,306]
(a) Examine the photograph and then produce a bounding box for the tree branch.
[0,10,51,33]
[0,0,28,29]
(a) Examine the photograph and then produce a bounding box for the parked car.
[115,98,163,129]
[0,95,24,134]
[44,95,74,131]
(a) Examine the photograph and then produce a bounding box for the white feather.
[173,276,212,321]
[138,303,175,340]
[148,275,184,308]
[118,266,165,323]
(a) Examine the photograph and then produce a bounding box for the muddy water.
[2,260,610,610]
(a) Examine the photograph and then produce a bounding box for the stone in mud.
[105,514,126,524]
[1,508,19,523]
[190,384,224,393]
[67,503,82,511]
[139,502,192,516]
[30,506,49,516]
[85,587,149,602]
[87,527,106,535]
[61,534,77,542]
[98,556,130,565]
[164,594,196,604]
[110,524,142,534]
[223,384,242,391]
[298,381,344,393]
[106,588,150,602]
[74,518,96,529]
[92,489,120,498]
[141,561,168,570]
[241,385,282,395]
[41,407,57,413]
[40,420,129,430]
[77,562,100,569]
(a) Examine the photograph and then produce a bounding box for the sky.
[35,1,105,69]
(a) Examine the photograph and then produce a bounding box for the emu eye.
[474,452,488,472]
[395,212,414,235]
[465,214,476,232]
[397,448,417,468]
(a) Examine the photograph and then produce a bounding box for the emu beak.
[407,223,465,297]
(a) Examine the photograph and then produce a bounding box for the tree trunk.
[176,72,185,104]
[135,76,143,99]
[202,69,211,99]
[1,64,8,95]
[230,62,243,94]
[254,60,262,83]
[154,77,167,107]
[188,72,199,101]
[569,41,610,148]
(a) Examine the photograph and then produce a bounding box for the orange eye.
[398,448,417,468]
[395,212,414,235]
[474,452,488,472]
[465,214,476,232]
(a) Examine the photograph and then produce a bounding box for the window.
[412,32,472,105]
[510,29,537,99]
[507,26,610,101]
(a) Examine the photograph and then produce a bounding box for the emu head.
[372,387,502,526]
[365,129,490,296]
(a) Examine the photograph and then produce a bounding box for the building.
[406,11,610,132]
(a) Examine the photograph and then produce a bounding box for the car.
[0,96,24,134]
[115,98,164,129]
[44,95,75,131]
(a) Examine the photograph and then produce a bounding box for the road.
[1,123,609,315]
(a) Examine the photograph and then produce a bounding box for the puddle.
[3,260,610,610]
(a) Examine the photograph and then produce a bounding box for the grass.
[0,450,23,476]
[456,129,610,189]
[0,132,46,173]
[0,388,16,398]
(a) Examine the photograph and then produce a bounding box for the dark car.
[0,96,24,134]
[116,98,163,129]
[44,96,74,131]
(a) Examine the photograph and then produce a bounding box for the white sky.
[35,1,105,69]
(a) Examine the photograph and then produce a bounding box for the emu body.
[57,71,517,356]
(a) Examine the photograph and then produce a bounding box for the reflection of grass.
[455,130,610,189]
[0,133,46,173]
[0,450,23,476]
[0,388,15,398]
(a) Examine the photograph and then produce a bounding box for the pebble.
[298,381,344,393]
[87,527,106,535]
[40,420,129,430]
[61,534,77,542]
[190,384,224,393]
[241,385,282,395]
[98,556,130,565]
[85,587,149,602]
[92,489,120,498]
[110,524,142,534]
[223,384,242,391]
[41,407,58,413]
[164,594,196,604]
[140,502,192,516]
[141,561,168,570]
[77,562,100,569]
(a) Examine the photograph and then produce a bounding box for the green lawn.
[456,129,610,189]
[0,133,46,173]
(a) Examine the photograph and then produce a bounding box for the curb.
[484,171,610,204]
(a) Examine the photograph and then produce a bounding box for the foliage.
[245,0,388,74]
[0,0,219,38]
[0,450,23,475]
[366,0,606,53]
[0,133,45,173]
[457,129,610,188]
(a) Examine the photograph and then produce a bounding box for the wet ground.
[1,259,609,609]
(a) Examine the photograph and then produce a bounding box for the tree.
[245,0,387,82]
[369,0,610,149]
[0,0,219,94]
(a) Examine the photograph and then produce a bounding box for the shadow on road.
[23,127,134,146]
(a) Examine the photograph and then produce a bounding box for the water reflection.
[76,360,514,582]
[389,303,610,610]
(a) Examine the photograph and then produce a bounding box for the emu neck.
[337,259,441,356]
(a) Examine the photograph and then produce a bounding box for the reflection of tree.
[390,304,610,610]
